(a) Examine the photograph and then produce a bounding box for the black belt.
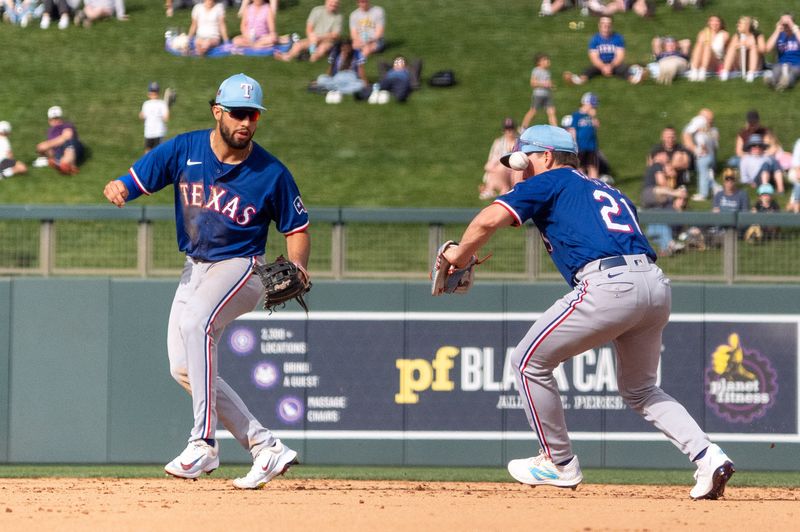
[597,255,654,271]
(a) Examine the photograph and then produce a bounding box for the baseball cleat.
[164,440,220,479]
[690,444,735,500]
[507,450,583,488]
[232,439,299,489]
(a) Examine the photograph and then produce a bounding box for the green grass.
[0,464,797,487]
[0,0,798,209]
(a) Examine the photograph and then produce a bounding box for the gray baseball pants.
[510,254,710,464]
[167,256,275,458]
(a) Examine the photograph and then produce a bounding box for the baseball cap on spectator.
[148,81,160,93]
[214,73,266,110]
[757,183,775,195]
[0,121,10,134]
[500,125,578,167]
[745,134,767,150]
[746,110,760,125]
[581,92,598,107]
[502,117,516,130]
[47,106,63,119]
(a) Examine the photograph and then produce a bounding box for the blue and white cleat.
[507,450,583,489]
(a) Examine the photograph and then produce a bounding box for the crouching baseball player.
[436,125,734,500]
[103,73,310,489]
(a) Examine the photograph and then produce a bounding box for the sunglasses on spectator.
[217,105,261,122]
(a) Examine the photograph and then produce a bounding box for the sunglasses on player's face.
[217,105,261,122]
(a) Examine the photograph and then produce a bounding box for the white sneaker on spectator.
[697,68,706,81]
[40,13,50,29]
[20,13,30,27]
[58,13,69,29]
[719,70,729,81]
[32,156,49,168]
[745,71,755,83]
[687,69,697,81]
[691,193,707,202]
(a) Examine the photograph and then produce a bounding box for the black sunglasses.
[217,104,261,122]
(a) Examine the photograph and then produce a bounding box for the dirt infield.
[1,478,797,531]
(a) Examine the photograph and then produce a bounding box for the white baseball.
[508,151,529,170]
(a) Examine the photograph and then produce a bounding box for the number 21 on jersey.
[593,189,643,234]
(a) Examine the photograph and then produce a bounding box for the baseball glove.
[430,240,489,296]
[164,87,177,108]
[254,256,311,313]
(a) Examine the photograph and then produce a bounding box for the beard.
[219,120,252,150]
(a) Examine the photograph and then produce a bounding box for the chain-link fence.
[1,206,798,283]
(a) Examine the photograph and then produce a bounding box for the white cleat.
[164,440,220,479]
[690,444,735,500]
[233,439,298,489]
[507,450,583,489]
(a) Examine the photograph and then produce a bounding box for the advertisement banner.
[218,312,799,442]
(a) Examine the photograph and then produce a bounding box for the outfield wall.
[0,278,798,471]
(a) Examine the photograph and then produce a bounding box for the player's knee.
[619,386,656,410]
[169,364,191,391]
[178,309,209,338]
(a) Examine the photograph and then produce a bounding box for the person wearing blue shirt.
[765,13,800,91]
[103,73,309,490]
[440,125,734,500]
[563,15,646,85]
[568,92,600,179]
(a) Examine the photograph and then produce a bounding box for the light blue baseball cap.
[214,73,266,110]
[500,125,578,167]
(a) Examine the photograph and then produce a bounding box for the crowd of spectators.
[1,0,127,29]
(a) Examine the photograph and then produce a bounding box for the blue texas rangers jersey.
[588,32,625,64]
[117,129,309,261]
[494,167,655,285]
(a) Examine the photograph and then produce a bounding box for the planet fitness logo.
[705,333,778,423]
[277,396,304,424]
[229,327,256,355]
[252,362,279,389]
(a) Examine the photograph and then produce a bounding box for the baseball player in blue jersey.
[103,73,309,489]
[442,125,734,500]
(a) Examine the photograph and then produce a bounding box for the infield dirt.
[1,478,797,531]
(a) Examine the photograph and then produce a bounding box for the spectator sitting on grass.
[718,16,765,82]
[74,0,127,27]
[350,0,385,59]
[35,106,83,176]
[584,0,653,18]
[310,39,368,96]
[640,151,688,209]
[649,126,692,188]
[688,15,730,82]
[275,0,342,62]
[187,0,229,56]
[0,121,28,179]
[764,12,800,92]
[232,0,277,49]
[682,108,719,202]
[743,183,781,243]
[479,118,518,200]
[713,168,749,213]
[563,16,646,86]
[788,137,800,213]
[740,134,784,194]
[40,0,72,30]
[651,35,691,84]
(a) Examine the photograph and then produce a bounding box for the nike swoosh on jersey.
[187,159,203,166]
[607,272,625,278]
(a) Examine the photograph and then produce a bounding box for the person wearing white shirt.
[140,82,170,153]
[188,0,229,56]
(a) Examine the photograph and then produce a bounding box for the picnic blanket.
[165,35,292,57]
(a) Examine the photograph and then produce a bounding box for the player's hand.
[103,179,129,207]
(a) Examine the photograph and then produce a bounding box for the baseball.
[508,151,529,171]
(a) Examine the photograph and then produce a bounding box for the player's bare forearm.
[444,204,513,267]
[103,179,129,208]
[285,231,310,271]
